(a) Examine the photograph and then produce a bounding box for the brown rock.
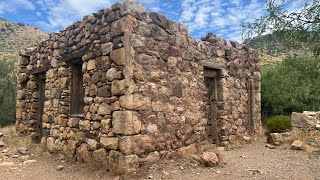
[111,80,126,95]
[47,137,55,152]
[119,94,151,110]
[17,90,26,100]
[91,71,103,84]
[290,140,304,150]
[110,48,126,66]
[140,151,160,165]
[178,144,197,156]
[87,60,96,71]
[101,119,111,133]
[119,135,154,155]
[100,136,119,150]
[112,111,141,135]
[267,133,285,146]
[201,151,219,167]
[92,148,107,165]
[101,42,113,55]
[106,68,118,81]
[76,144,92,163]
[89,84,98,96]
[97,85,111,97]
[108,150,139,175]
[97,103,112,115]
[87,138,98,150]
[79,120,91,131]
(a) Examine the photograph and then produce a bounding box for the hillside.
[0,18,48,62]
[246,33,315,65]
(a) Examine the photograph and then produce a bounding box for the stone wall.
[16,0,261,174]
[199,34,261,145]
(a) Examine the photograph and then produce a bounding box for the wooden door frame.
[204,66,221,144]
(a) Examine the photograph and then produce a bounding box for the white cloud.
[0,0,35,14]
[1,0,305,42]
[179,0,266,42]
[36,0,117,31]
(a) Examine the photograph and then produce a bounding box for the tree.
[261,56,320,117]
[242,0,320,55]
[0,59,16,126]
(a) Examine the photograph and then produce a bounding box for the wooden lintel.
[58,48,86,63]
[30,66,50,75]
[200,60,223,70]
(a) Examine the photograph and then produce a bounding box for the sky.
[0,0,305,42]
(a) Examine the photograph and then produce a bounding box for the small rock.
[148,175,153,179]
[162,170,170,175]
[2,149,9,153]
[0,162,15,167]
[56,165,64,171]
[0,140,5,148]
[217,147,225,152]
[201,151,219,167]
[12,155,19,158]
[18,147,28,155]
[0,132,4,137]
[243,136,251,142]
[290,140,304,150]
[316,121,320,130]
[21,155,30,161]
[23,159,37,165]
[267,133,285,146]
[266,144,276,149]
[57,153,65,160]
[240,155,248,158]
[180,166,184,170]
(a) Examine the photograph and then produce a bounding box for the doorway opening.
[204,68,220,144]
[36,73,45,139]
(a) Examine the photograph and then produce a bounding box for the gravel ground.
[138,138,320,180]
[0,137,319,180]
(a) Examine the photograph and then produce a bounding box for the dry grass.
[291,129,320,145]
[0,125,45,156]
[290,129,320,154]
[0,125,16,136]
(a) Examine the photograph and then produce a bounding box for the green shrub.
[261,56,320,117]
[266,115,291,133]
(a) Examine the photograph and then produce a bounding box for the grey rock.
[56,165,64,171]
[18,147,28,155]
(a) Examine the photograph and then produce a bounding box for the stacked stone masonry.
[16,0,261,173]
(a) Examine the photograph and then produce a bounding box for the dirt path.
[143,138,320,180]
[0,137,319,180]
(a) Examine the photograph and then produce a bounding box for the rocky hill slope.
[246,33,314,65]
[0,18,48,62]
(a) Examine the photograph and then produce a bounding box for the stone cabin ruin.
[16,0,261,173]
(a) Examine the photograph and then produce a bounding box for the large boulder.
[291,111,319,129]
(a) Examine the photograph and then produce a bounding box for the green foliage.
[266,115,291,133]
[262,56,320,116]
[0,59,16,126]
[242,0,320,56]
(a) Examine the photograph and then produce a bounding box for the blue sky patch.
[0,0,304,42]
